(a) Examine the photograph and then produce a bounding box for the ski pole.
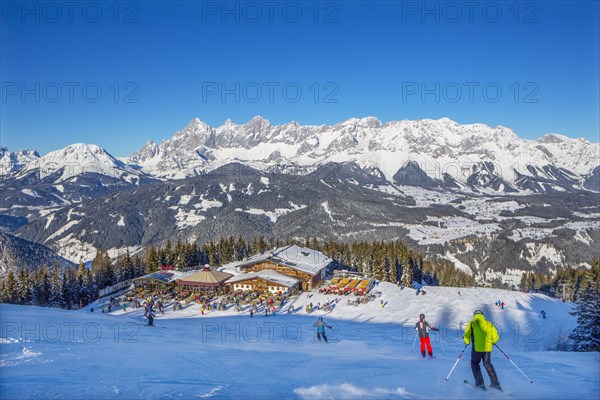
[410,330,418,352]
[438,329,445,355]
[445,344,468,382]
[494,344,533,383]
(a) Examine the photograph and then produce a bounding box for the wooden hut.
[234,245,332,291]
[225,269,299,293]
[176,268,233,293]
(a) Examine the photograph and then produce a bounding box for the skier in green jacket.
[464,310,501,391]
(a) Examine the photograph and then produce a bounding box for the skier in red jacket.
[415,313,438,358]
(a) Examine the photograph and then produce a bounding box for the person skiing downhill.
[313,317,333,343]
[144,302,155,326]
[464,310,501,391]
[415,314,438,357]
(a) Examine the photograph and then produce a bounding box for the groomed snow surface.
[1,285,598,399]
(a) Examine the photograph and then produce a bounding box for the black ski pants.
[471,350,499,387]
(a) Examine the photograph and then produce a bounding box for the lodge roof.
[133,270,194,284]
[227,269,300,288]
[177,269,233,287]
[240,245,332,276]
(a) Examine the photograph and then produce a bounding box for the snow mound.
[294,383,411,399]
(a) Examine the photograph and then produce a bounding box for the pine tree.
[61,269,77,309]
[206,240,218,266]
[146,246,160,272]
[257,235,268,254]
[163,239,173,266]
[133,255,146,277]
[1,271,17,303]
[174,239,183,265]
[31,268,50,306]
[123,250,135,280]
[199,243,210,265]
[235,236,247,261]
[569,262,600,351]
[184,243,199,268]
[16,268,32,305]
[400,252,414,288]
[113,259,125,284]
[372,242,386,281]
[311,236,319,251]
[49,263,64,308]
[92,249,114,288]
[413,256,423,285]
[385,244,398,284]
[225,236,236,262]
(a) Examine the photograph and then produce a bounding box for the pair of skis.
[463,380,511,396]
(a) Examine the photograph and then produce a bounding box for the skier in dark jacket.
[313,317,332,343]
[464,310,501,390]
[146,311,155,326]
[415,313,438,357]
[144,303,155,326]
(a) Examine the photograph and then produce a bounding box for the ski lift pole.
[410,330,418,352]
[437,328,445,355]
[445,344,468,382]
[494,344,533,383]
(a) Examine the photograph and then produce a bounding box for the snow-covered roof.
[178,269,233,286]
[241,245,332,276]
[227,269,300,288]
[218,260,245,274]
[134,270,196,283]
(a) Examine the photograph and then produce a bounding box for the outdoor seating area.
[319,277,374,296]
[114,279,300,316]
[221,288,296,311]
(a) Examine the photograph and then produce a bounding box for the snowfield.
[1,285,598,399]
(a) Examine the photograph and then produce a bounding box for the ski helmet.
[473,310,483,316]
[419,314,425,319]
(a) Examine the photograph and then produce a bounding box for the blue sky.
[1,0,598,156]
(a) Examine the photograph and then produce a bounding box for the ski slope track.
[1,285,598,399]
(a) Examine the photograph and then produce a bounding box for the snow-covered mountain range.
[14,143,146,184]
[0,147,39,177]
[2,117,599,193]
[128,116,599,193]
[1,117,598,278]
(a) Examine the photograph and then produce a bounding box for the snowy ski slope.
[1,285,598,399]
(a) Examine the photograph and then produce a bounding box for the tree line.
[519,260,599,302]
[0,235,483,309]
[518,259,599,352]
[144,236,475,287]
[0,250,145,309]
